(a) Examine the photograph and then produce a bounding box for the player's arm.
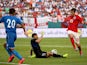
[78,16,84,24]
[0,17,4,23]
[16,24,23,28]
[21,23,26,32]
[17,18,27,35]
[0,20,1,23]
[36,33,44,43]
[0,12,2,23]
[20,23,28,36]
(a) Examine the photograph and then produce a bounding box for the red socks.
[70,38,76,49]
[70,38,83,55]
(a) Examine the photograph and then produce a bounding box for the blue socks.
[12,50,22,60]
[6,48,22,60]
[6,47,13,56]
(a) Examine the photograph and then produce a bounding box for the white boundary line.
[14,45,87,48]
[0,62,30,65]
[0,44,87,48]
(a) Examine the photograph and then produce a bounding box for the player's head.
[32,33,38,39]
[9,8,16,15]
[70,8,76,16]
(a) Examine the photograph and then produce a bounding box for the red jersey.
[65,15,83,32]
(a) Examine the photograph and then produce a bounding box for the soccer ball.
[78,29,82,36]
[26,29,33,37]
[51,49,57,54]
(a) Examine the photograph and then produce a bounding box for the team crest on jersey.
[70,16,76,23]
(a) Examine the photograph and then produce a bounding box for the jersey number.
[7,19,16,28]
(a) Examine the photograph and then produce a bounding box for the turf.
[0,38,87,65]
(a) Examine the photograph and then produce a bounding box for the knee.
[9,48,14,51]
[76,43,80,47]
[69,34,73,38]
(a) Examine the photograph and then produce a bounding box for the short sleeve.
[77,16,83,23]
[16,18,23,24]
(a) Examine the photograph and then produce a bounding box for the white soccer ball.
[51,49,57,54]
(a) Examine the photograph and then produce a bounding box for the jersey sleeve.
[77,16,83,23]
[0,17,4,23]
[16,18,23,24]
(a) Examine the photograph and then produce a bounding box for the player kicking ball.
[0,8,27,64]
[65,8,84,56]
[30,33,68,58]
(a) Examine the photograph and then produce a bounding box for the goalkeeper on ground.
[30,33,68,58]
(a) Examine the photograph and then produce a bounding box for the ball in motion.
[26,29,33,37]
[78,29,82,36]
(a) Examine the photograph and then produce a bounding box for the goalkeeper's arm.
[36,32,44,43]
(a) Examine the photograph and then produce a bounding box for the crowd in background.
[0,0,87,23]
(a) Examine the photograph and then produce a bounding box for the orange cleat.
[8,55,14,62]
[18,58,25,64]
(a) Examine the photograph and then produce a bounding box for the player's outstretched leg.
[53,54,63,58]
[3,43,14,62]
[53,54,68,58]
[75,37,83,56]
[11,49,25,64]
[70,38,76,49]
[47,52,68,58]
[69,34,76,50]
[76,43,82,56]
[6,49,14,62]
[30,49,33,56]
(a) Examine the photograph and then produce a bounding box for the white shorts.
[68,30,81,44]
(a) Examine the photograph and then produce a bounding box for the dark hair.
[71,8,76,13]
[9,8,16,14]
[32,33,37,38]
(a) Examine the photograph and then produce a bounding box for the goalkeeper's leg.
[47,52,68,58]
[30,49,33,56]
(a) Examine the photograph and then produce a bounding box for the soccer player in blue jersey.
[0,8,26,64]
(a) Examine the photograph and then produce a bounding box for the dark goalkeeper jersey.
[31,39,42,52]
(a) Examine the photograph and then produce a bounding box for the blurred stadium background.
[0,0,87,38]
[0,0,87,29]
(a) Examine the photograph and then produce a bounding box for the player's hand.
[41,31,45,36]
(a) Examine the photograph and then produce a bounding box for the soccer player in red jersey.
[65,8,84,56]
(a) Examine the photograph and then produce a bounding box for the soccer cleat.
[31,54,36,58]
[63,54,68,58]
[18,58,25,64]
[8,55,14,62]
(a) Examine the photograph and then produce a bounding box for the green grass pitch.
[0,38,87,65]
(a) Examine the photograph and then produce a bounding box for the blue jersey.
[0,15,22,33]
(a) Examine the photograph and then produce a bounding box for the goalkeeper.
[30,33,68,58]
